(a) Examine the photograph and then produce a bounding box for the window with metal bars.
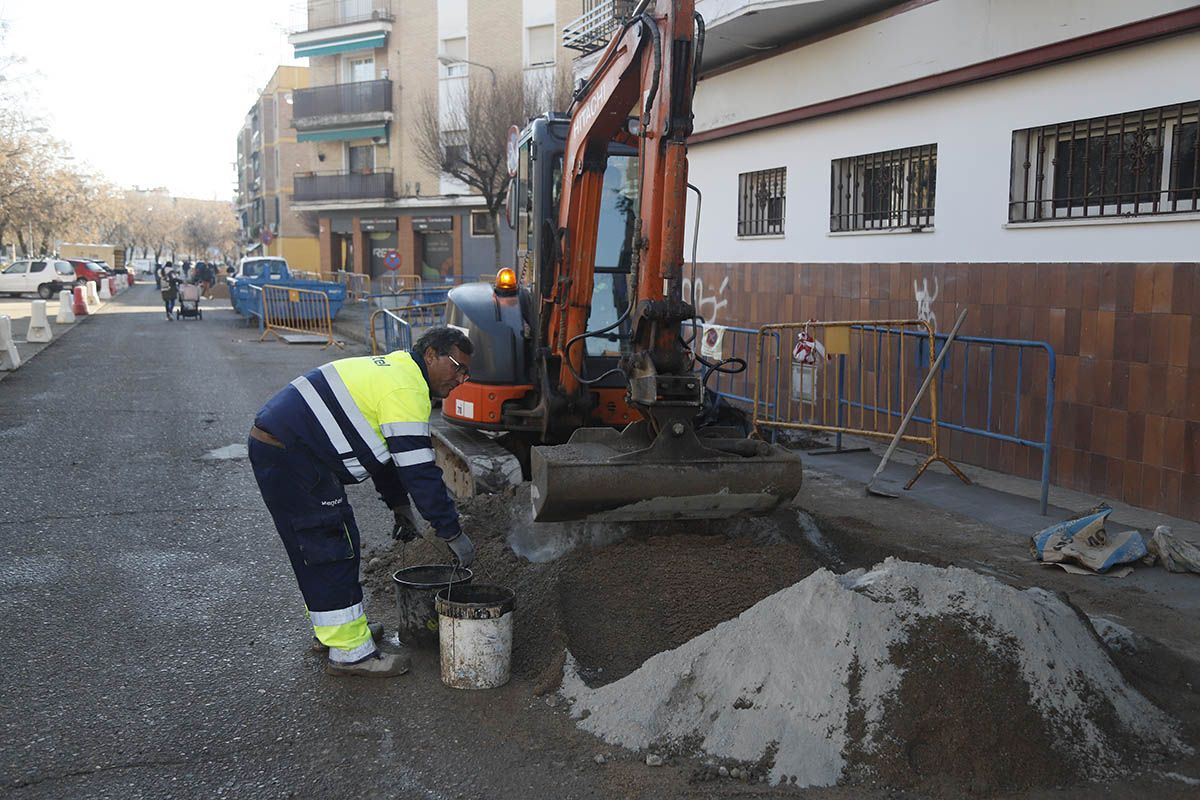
[830,144,936,232]
[737,167,786,236]
[1009,101,1199,222]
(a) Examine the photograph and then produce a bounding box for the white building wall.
[685,30,1200,264]
[694,0,1195,133]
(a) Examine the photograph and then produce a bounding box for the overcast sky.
[3,0,304,200]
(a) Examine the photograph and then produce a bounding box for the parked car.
[65,258,110,287]
[0,259,77,298]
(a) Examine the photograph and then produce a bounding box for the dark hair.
[414,326,473,358]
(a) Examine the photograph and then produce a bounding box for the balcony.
[294,0,392,33]
[289,1,393,59]
[293,169,394,203]
[292,80,393,135]
[563,0,636,55]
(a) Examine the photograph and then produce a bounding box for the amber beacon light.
[494,267,518,295]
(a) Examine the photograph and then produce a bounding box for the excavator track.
[430,412,524,500]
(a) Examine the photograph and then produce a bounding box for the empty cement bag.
[1147,526,1200,575]
[1030,503,1146,575]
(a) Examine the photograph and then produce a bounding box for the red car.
[65,259,110,287]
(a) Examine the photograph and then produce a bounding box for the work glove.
[390,506,420,543]
[445,531,475,568]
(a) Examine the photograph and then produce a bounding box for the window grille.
[1009,101,1199,221]
[830,144,936,231]
[737,167,786,236]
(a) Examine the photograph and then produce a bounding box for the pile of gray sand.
[561,558,1190,792]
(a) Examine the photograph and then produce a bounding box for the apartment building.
[235,65,320,267]
[286,0,583,281]
[674,0,1200,520]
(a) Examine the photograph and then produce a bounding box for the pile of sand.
[560,559,1189,791]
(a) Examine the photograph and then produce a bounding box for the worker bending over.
[249,327,475,677]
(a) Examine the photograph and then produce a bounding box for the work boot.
[311,622,384,654]
[325,648,411,678]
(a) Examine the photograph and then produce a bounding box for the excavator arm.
[549,0,695,400]
[530,0,804,522]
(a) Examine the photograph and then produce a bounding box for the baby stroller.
[177,282,203,320]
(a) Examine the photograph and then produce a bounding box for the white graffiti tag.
[914,277,939,331]
[682,275,730,324]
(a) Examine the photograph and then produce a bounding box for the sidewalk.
[794,436,1200,661]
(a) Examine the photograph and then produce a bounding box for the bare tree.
[413,66,573,268]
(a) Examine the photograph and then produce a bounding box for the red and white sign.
[792,324,826,365]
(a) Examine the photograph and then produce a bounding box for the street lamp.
[437,54,496,86]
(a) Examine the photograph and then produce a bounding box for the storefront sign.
[360,217,398,232]
[411,215,453,232]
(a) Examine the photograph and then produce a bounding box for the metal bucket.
[435,584,515,690]
[392,565,473,646]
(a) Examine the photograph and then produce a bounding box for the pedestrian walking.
[154,262,164,290]
[249,326,475,677]
[161,271,181,320]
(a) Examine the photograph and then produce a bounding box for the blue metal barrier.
[235,284,265,335]
[847,326,1056,514]
[367,308,413,354]
[684,323,782,424]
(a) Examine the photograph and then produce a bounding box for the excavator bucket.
[530,424,803,523]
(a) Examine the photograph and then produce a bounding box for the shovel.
[866,308,968,498]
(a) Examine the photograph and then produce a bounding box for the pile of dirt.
[362,483,820,691]
[561,559,1190,792]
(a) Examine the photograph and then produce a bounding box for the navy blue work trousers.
[248,437,363,617]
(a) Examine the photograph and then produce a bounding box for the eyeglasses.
[446,353,470,378]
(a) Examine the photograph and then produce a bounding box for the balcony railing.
[563,0,637,54]
[293,169,394,202]
[293,80,392,121]
[295,0,393,34]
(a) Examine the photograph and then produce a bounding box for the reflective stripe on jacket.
[254,351,460,538]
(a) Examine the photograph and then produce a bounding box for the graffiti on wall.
[682,275,730,324]
[914,276,939,331]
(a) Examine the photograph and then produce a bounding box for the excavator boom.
[529,0,803,522]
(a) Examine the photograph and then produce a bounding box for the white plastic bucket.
[435,584,515,690]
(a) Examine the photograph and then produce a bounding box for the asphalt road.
[0,286,659,800]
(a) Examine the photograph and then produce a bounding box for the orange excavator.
[437,0,802,521]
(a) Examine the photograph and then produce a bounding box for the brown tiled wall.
[692,262,1200,521]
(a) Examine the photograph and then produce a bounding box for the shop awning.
[296,125,387,143]
[294,33,386,59]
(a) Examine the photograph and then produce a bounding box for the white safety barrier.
[57,290,76,324]
[99,279,112,300]
[85,282,101,309]
[0,315,21,371]
[26,300,52,343]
